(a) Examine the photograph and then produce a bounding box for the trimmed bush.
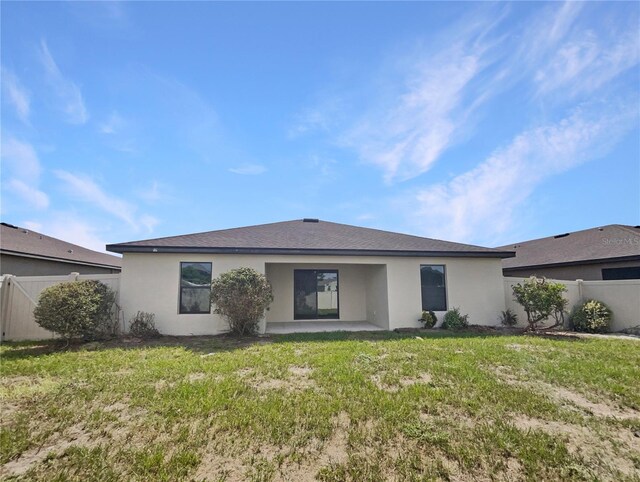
[442,307,469,330]
[420,310,437,329]
[512,277,568,331]
[499,309,518,327]
[570,300,612,333]
[129,311,160,338]
[33,280,117,340]
[210,267,274,336]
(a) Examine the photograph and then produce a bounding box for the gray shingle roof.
[106,219,514,258]
[1,223,122,269]
[499,224,640,270]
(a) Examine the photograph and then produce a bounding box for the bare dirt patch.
[193,411,350,481]
[244,365,316,392]
[372,372,432,392]
[513,416,639,478]
[491,366,639,420]
[0,424,95,478]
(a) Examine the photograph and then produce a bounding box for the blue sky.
[1,1,639,253]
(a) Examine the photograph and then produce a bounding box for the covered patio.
[264,262,390,331]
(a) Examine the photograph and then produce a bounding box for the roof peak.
[106,219,514,258]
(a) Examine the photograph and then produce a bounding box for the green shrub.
[499,309,518,327]
[442,307,469,330]
[129,311,160,338]
[210,267,274,336]
[512,277,568,331]
[33,280,117,340]
[570,300,612,333]
[420,310,437,329]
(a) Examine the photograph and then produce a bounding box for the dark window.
[420,265,447,311]
[602,266,640,280]
[179,262,212,314]
[294,270,339,319]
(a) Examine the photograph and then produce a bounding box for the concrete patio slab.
[266,321,385,334]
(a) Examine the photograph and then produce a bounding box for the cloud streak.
[1,137,49,209]
[228,164,267,175]
[409,102,637,244]
[55,170,158,233]
[1,67,30,123]
[38,40,88,124]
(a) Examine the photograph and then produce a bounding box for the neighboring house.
[500,224,640,281]
[1,223,121,276]
[106,219,514,335]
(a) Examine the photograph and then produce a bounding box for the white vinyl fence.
[1,273,120,341]
[504,277,640,332]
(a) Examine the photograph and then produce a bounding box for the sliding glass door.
[294,270,339,319]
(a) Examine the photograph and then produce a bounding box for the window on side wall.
[179,262,212,314]
[420,265,447,312]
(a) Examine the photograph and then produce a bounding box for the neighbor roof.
[1,223,122,269]
[499,224,640,270]
[106,219,514,258]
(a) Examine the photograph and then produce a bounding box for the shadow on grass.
[1,326,589,361]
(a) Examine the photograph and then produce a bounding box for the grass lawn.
[1,330,639,481]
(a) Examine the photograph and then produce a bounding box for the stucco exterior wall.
[119,253,507,335]
[0,253,120,276]
[365,265,389,329]
[503,259,640,281]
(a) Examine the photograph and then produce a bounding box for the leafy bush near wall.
[420,310,437,329]
[210,267,274,336]
[129,311,160,338]
[570,300,612,333]
[512,277,568,331]
[499,309,518,327]
[442,308,469,330]
[33,280,117,341]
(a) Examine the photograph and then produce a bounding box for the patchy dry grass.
[1,331,639,481]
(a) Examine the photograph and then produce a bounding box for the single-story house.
[107,219,514,335]
[1,222,121,276]
[500,224,640,281]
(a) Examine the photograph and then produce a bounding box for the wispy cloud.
[534,29,640,97]
[1,67,30,123]
[228,164,267,175]
[98,111,125,135]
[38,39,88,124]
[345,43,487,183]
[23,215,112,254]
[1,136,42,181]
[407,102,637,244]
[136,180,173,204]
[55,170,157,233]
[1,137,49,209]
[6,180,49,210]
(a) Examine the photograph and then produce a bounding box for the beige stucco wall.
[119,253,507,335]
[503,259,640,281]
[365,265,390,329]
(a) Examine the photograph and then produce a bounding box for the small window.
[420,265,447,311]
[602,266,640,280]
[179,262,212,314]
